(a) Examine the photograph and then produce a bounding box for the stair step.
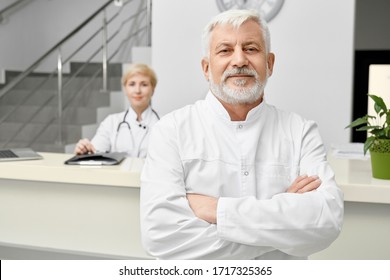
[0,105,99,124]
[70,62,123,77]
[0,141,66,153]
[0,62,125,152]
[0,89,111,107]
[2,67,122,90]
[0,122,82,144]
[6,77,120,91]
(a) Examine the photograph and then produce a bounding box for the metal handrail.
[0,0,151,148]
[0,0,29,23]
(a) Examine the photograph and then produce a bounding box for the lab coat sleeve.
[140,117,272,259]
[217,121,344,257]
[90,115,113,153]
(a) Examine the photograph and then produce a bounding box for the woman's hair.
[122,63,158,89]
[201,9,271,58]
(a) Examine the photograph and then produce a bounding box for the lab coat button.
[244,171,249,176]
[238,124,243,129]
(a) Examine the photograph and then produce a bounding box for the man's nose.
[231,49,248,68]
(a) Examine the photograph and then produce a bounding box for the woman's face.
[124,73,154,112]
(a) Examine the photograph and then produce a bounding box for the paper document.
[331,143,370,160]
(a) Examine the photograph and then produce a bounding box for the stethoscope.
[114,108,160,157]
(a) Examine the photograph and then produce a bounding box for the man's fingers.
[291,174,308,186]
[186,193,218,224]
[288,175,321,193]
[296,178,321,193]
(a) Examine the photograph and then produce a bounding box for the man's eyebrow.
[215,42,232,49]
[242,40,262,46]
[215,40,262,47]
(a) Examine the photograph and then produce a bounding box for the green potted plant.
[346,94,390,179]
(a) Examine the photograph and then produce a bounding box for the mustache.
[222,68,258,81]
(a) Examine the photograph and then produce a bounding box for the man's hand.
[186,194,218,224]
[287,175,321,193]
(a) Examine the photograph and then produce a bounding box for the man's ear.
[201,58,210,81]
[267,52,275,77]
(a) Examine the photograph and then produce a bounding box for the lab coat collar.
[205,90,265,123]
[127,105,153,123]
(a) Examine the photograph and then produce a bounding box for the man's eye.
[218,49,230,54]
[245,47,258,53]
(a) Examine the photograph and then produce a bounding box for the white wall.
[151,0,355,149]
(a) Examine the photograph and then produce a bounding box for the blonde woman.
[74,63,159,157]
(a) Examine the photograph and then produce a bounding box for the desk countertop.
[1,152,389,203]
[0,152,144,188]
[328,154,390,204]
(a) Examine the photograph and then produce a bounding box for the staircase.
[0,62,124,152]
[0,0,151,153]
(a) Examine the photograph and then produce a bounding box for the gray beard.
[209,68,266,105]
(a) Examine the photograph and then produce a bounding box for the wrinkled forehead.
[209,20,264,46]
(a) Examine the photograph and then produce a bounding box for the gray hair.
[201,9,271,58]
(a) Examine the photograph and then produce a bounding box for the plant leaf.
[387,110,390,127]
[356,125,380,132]
[385,126,390,138]
[369,94,387,113]
[364,136,376,155]
[345,116,368,128]
[370,129,385,137]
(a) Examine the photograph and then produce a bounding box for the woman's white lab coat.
[91,106,159,157]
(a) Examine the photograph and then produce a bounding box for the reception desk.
[1,152,390,259]
[0,152,151,259]
[310,154,390,259]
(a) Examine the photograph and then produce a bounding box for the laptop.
[0,147,43,162]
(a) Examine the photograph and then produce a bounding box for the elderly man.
[140,9,343,260]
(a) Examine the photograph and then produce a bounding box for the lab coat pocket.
[183,159,239,197]
[256,164,297,199]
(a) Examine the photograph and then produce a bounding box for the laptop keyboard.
[0,150,18,158]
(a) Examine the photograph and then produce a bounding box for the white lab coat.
[140,91,344,260]
[91,106,159,157]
